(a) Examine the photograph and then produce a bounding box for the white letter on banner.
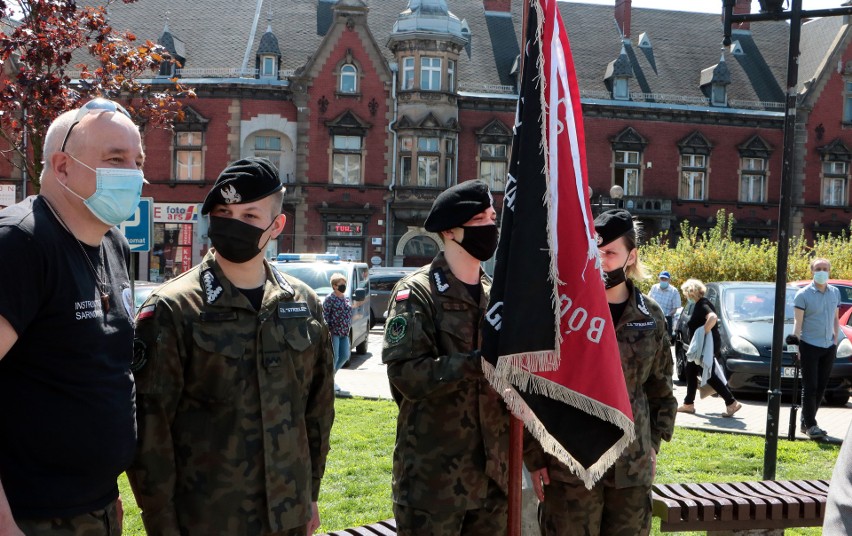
[587,317,605,343]
[567,308,588,332]
[486,302,503,331]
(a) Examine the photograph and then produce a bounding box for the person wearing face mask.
[789,258,841,440]
[0,99,142,535]
[677,278,741,417]
[526,209,676,536]
[648,271,681,338]
[382,180,509,536]
[128,157,335,535]
[323,273,353,391]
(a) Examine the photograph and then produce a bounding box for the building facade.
[1,0,850,282]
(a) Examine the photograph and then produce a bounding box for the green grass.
[117,398,840,535]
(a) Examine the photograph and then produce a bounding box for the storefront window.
[150,223,194,282]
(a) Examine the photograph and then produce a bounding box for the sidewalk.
[336,327,851,443]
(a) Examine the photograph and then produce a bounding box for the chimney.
[615,0,631,39]
[483,0,511,13]
[732,0,751,30]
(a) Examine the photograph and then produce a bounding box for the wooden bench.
[321,519,397,535]
[652,480,829,534]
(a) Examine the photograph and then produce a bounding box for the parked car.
[673,282,852,405]
[791,279,852,316]
[369,267,418,324]
[270,254,371,354]
[133,280,162,311]
[841,307,852,342]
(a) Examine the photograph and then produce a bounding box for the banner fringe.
[483,355,636,489]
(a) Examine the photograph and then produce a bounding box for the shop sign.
[153,203,200,223]
[0,184,15,207]
[326,221,363,237]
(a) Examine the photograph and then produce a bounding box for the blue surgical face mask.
[814,271,829,285]
[659,281,669,289]
[63,155,144,226]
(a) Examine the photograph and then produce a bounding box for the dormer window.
[260,55,277,78]
[711,83,727,107]
[613,78,629,100]
[340,64,357,93]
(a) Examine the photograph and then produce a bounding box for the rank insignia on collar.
[431,268,450,293]
[636,291,651,316]
[274,269,295,297]
[202,269,224,304]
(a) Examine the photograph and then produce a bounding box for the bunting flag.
[481,0,635,488]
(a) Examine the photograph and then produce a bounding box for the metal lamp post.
[610,184,624,209]
[721,0,852,480]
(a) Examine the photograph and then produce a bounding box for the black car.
[368,267,418,325]
[673,282,852,405]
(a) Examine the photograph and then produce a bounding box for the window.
[479,143,508,191]
[254,135,282,172]
[399,137,413,185]
[445,139,455,186]
[447,60,456,92]
[614,150,640,196]
[174,132,203,181]
[613,78,629,100]
[261,56,276,78]
[822,160,849,206]
[420,57,441,91]
[844,81,852,123]
[680,154,706,200]
[739,157,766,203]
[711,84,727,107]
[402,57,415,90]
[417,136,440,187]
[340,64,357,93]
[332,135,362,185]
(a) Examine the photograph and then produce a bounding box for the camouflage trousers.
[393,479,507,536]
[15,499,120,536]
[538,478,652,536]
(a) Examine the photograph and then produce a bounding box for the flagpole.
[506,2,530,534]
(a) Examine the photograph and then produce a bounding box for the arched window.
[340,64,357,93]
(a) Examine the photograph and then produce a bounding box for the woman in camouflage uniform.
[526,209,677,536]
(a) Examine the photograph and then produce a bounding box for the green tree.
[0,0,194,192]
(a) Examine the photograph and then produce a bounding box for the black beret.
[201,157,283,215]
[594,209,634,247]
[424,180,493,232]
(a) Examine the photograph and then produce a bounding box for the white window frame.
[340,64,357,93]
[711,84,727,107]
[614,150,641,196]
[447,60,456,92]
[739,157,766,203]
[332,135,362,185]
[420,57,442,91]
[174,131,203,181]
[613,78,629,100]
[680,154,707,201]
[261,56,276,78]
[822,160,849,206]
[402,57,415,90]
[479,143,508,191]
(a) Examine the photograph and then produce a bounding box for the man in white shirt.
[648,270,681,338]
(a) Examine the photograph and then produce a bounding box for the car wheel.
[675,344,687,382]
[356,338,368,355]
[824,390,850,407]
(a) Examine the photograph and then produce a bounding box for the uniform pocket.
[187,325,247,402]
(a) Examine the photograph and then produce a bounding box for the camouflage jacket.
[525,280,676,488]
[382,252,509,512]
[127,251,335,535]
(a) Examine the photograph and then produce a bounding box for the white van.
[270,254,371,355]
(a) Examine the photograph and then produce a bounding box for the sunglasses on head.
[59,98,132,153]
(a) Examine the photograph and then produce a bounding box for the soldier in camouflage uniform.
[526,209,677,536]
[127,158,335,536]
[383,180,510,536]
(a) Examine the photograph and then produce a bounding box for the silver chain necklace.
[42,197,110,314]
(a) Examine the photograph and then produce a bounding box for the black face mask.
[208,215,273,264]
[337,284,347,293]
[456,224,499,261]
[603,257,630,289]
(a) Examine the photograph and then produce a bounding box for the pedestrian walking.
[128,157,335,535]
[0,98,143,535]
[677,278,742,418]
[789,258,841,440]
[382,180,509,536]
[648,270,681,338]
[324,272,353,392]
[526,209,677,536]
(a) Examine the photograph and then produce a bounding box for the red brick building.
[1,0,850,282]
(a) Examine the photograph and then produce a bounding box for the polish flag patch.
[137,304,156,321]
[395,289,410,302]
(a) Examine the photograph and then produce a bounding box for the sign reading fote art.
[153,203,200,223]
[326,221,364,237]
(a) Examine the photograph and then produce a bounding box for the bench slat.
[691,482,752,522]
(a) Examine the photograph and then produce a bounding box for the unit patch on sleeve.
[385,315,408,345]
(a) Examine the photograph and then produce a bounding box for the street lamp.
[610,185,624,209]
[722,0,852,480]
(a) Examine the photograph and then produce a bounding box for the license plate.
[782,366,799,379]
[785,344,799,353]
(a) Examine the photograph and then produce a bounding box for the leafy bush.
[638,209,852,293]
